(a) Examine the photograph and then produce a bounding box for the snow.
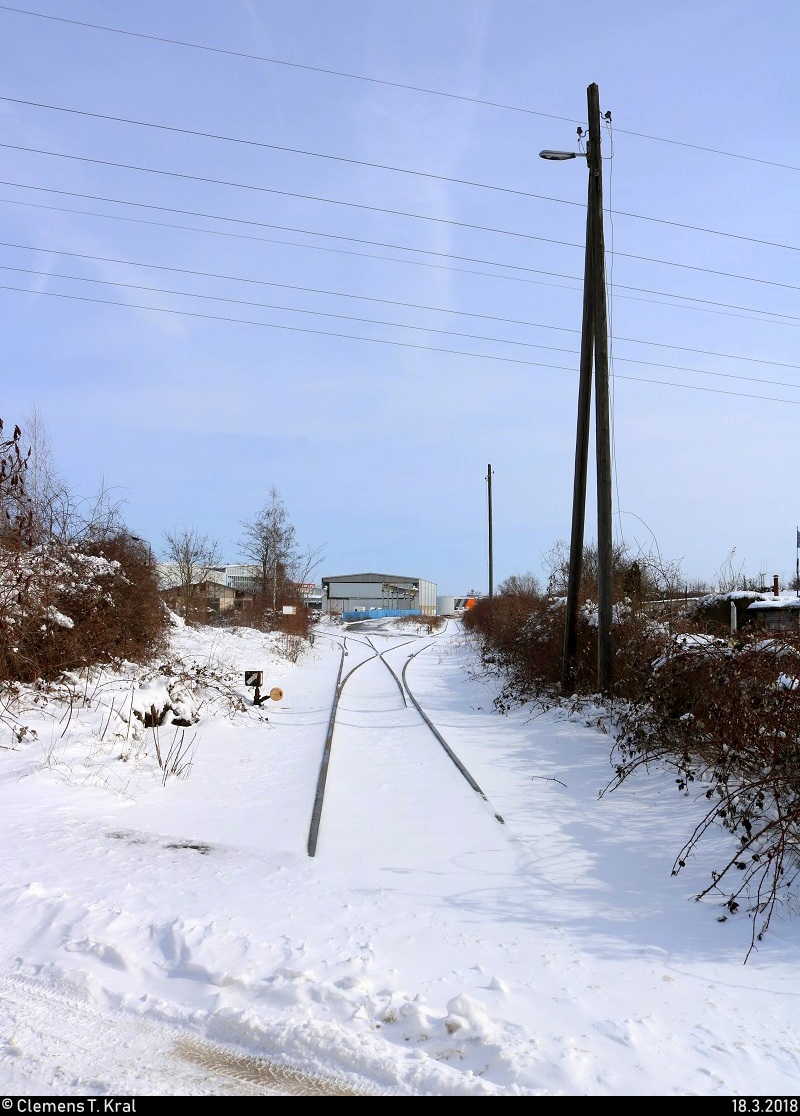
[695,592,769,604]
[748,597,800,611]
[691,590,800,612]
[43,607,75,630]
[1,617,800,1097]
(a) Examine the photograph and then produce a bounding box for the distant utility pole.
[542,82,613,695]
[487,464,494,622]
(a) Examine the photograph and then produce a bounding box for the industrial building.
[321,573,437,620]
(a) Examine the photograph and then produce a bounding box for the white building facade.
[321,573,437,619]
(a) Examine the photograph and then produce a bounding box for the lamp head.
[538,149,585,161]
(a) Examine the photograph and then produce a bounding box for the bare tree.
[497,571,541,597]
[21,404,65,543]
[240,488,298,617]
[293,541,326,588]
[163,527,222,619]
[22,408,124,546]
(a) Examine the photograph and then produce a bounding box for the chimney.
[774,574,780,598]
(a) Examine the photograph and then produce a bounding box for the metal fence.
[342,608,421,621]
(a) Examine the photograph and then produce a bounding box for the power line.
[3,141,800,307]
[3,281,800,406]
[5,194,798,329]
[0,141,587,251]
[3,194,794,329]
[0,179,586,266]
[3,177,796,293]
[0,95,582,210]
[3,96,799,253]
[0,185,583,276]
[609,289,799,328]
[610,128,800,174]
[0,6,571,123]
[600,287,798,323]
[6,259,800,391]
[1,4,797,174]
[4,235,800,358]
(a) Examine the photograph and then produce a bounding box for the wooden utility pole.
[587,83,613,693]
[561,204,594,693]
[487,464,494,622]
[559,83,613,695]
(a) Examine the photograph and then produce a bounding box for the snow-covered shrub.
[0,533,167,683]
[0,418,167,684]
[464,587,672,709]
[610,631,800,956]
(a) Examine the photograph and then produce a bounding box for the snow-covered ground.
[1,615,799,1097]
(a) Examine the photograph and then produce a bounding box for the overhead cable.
[1,96,798,252]
[5,260,800,391]
[3,179,797,292]
[0,5,797,173]
[3,281,800,406]
[2,234,799,340]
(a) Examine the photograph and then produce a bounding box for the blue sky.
[1,1,798,594]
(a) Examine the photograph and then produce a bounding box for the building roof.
[322,573,421,585]
[747,596,800,611]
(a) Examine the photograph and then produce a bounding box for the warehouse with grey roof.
[321,573,436,620]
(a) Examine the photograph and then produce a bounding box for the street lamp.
[540,83,613,696]
[538,150,586,161]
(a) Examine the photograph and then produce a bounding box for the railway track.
[306,622,504,857]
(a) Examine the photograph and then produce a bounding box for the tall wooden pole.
[487,464,494,622]
[587,82,613,693]
[561,202,594,693]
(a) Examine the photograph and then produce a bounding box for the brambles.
[464,588,673,710]
[607,633,800,958]
[466,539,800,955]
[0,417,167,687]
[0,529,168,684]
[151,723,198,785]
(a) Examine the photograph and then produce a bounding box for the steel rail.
[307,633,416,856]
[306,636,348,857]
[401,645,505,824]
[307,625,503,856]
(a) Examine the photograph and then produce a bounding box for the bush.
[0,531,168,683]
[0,416,167,684]
[465,542,800,952]
[393,615,446,633]
[609,632,800,956]
[464,588,676,708]
[226,596,313,641]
